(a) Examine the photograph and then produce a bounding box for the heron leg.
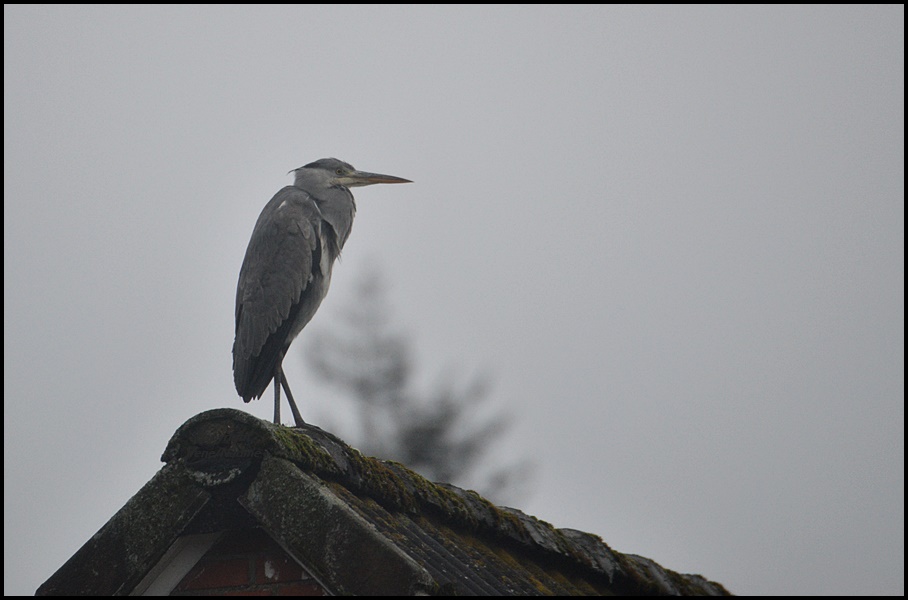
[273,367,282,424]
[280,374,306,427]
[274,350,306,427]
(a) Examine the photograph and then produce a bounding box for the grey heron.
[233,158,411,426]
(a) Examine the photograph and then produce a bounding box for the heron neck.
[316,187,356,253]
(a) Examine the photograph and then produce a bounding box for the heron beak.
[339,170,412,188]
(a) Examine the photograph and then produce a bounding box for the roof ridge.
[161,408,730,594]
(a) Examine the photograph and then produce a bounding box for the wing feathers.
[233,187,321,399]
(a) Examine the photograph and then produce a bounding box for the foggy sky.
[4,5,904,595]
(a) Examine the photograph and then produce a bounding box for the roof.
[37,408,731,596]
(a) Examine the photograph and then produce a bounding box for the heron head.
[293,158,411,189]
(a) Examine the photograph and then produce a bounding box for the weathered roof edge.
[36,462,211,596]
[241,454,437,595]
[162,409,731,595]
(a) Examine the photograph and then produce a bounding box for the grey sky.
[4,5,903,595]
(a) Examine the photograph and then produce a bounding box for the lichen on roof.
[159,408,730,595]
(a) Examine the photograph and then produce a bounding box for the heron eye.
[335,168,343,175]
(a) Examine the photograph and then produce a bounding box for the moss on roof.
[158,409,730,595]
[35,409,732,595]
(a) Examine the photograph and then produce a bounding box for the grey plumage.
[233,158,411,425]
